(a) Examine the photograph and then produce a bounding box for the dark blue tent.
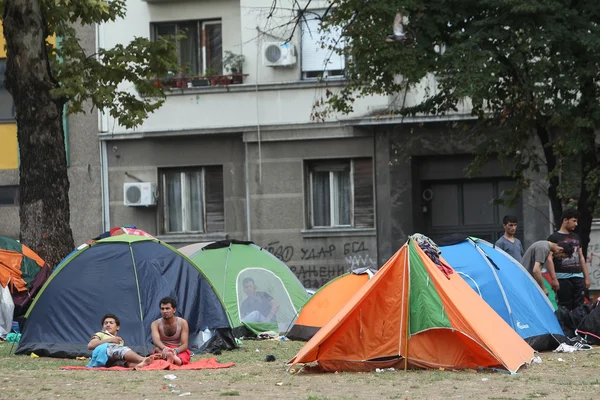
[439,235,565,351]
[16,235,232,358]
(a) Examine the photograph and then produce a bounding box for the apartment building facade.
[99,0,550,288]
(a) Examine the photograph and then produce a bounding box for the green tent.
[185,240,309,336]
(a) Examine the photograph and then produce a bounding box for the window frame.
[0,185,19,206]
[151,19,223,75]
[307,159,357,229]
[300,9,346,81]
[0,59,16,121]
[161,168,207,234]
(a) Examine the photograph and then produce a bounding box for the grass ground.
[1,340,599,399]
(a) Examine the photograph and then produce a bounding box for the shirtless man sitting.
[87,313,155,369]
[151,296,191,366]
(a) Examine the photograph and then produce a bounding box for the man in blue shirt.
[495,215,524,260]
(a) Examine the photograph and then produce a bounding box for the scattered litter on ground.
[557,358,565,362]
[265,355,276,362]
[178,392,192,397]
[375,367,396,373]
[168,384,176,388]
[532,356,542,364]
[481,378,488,382]
[276,382,283,386]
[255,349,260,352]
[30,352,39,358]
[164,374,177,380]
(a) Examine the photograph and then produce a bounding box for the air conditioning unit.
[263,42,297,67]
[124,182,156,207]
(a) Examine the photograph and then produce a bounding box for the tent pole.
[404,246,410,371]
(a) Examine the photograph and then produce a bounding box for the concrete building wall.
[68,23,103,246]
[244,130,377,289]
[106,134,247,243]
[375,123,551,262]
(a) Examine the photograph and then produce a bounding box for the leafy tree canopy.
[309,0,600,250]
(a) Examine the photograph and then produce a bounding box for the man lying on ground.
[151,296,191,366]
[87,313,156,369]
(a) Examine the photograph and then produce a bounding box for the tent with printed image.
[188,240,310,336]
[438,235,566,351]
[16,234,233,358]
[289,236,535,373]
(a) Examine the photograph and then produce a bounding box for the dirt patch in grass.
[1,341,600,399]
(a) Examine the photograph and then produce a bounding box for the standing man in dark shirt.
[547,208,590,311]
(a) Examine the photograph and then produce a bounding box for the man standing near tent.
[495,215,524,260]
[87,313,156,369]
[151,297,191,366]
[521,241,573,295]
[548,208,591,311]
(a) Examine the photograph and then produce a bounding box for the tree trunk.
[577,131,600,258]
[536,124,563,230]
[3,0,74,267]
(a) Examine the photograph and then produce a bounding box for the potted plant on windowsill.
[205,67,230,86]
[223,51,247,84]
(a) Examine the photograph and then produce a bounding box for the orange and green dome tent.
[289,236,535,373]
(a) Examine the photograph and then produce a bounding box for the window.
[0,185,18,206]
[307,158,374,228]
[152,20,222,75]
[0,60,15,120]
[301,11,345,79]
[161,166,224,234]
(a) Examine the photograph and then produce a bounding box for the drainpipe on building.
[245,141,251,241]
[100,141,110,232]
[97,23,110,232]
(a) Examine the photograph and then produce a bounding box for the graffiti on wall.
[266,240,376,289]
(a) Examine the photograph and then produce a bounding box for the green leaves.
[40,0,178,129]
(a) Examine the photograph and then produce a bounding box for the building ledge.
[300,228,376,238]
[163,78,346,97]
[156,233,228,246]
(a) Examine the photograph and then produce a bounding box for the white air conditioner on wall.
[124,182,156,207]
[263,42,297,67]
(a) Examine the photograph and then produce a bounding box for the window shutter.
[301,12,345,72]
[204,166,224,232]
[353,158,374,228]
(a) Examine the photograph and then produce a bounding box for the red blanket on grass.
[60,358,234,371]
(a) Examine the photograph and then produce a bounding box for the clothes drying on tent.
[188,240,309,336]
[16,235,234,358]
[0,236,51,319]
[289,236,535,373]
[438,235,565,351]
[0,284,14,338]
[287,267,375,341]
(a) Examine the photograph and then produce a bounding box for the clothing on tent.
[289,236,535,373]
[0,284,14,338]
[440,237,565,351]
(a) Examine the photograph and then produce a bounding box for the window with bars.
[151,20,222,75]
[307,158,374,228]
[160,166,224,234]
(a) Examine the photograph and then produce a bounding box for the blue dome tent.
[16,235,232,358]
[438,235,565,351]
